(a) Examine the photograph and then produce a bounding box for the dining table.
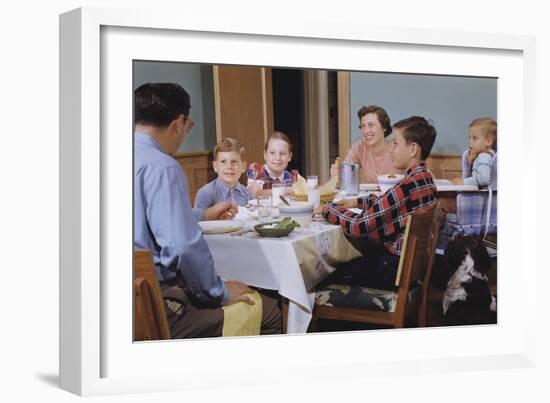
[201,207,362,334]
[202,180,485,334]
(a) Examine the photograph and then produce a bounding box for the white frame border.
[60,6,537,396]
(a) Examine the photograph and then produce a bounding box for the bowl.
[377,174,404,193]
[278,201,314,226]
[254,222,295,237]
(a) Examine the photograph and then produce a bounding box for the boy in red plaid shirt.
[320,116,438,290]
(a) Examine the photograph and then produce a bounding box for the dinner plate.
[359,183,380,191]
[198,220,243,234]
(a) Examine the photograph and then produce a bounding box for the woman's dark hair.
[393,116,437,160]
[357,105,392,137]
[134,83,191,128]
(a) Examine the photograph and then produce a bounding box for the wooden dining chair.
[311,204,443,330]
[134,249,171,341]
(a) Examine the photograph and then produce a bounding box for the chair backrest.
[393,206,440,325]
[461,149,497,190]
[134,249,171,341]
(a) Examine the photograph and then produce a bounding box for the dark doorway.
[271,69,305,174]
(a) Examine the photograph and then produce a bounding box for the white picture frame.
[60,6,537,396]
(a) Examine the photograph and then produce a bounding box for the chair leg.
[308,314,320,333]
[281,297,288,334]
[419,295,431,326]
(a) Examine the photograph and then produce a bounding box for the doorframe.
[303,70,330,183]
[337,71,351,159]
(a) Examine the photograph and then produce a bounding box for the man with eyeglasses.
[134,83,281,338]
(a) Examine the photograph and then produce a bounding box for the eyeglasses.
[182,114,194,130]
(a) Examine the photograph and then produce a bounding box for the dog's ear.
[471,236,492,273]
[446,235,467,269]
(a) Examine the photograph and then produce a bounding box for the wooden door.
[213,66,274,165]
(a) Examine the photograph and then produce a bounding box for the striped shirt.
[322,162,437,256]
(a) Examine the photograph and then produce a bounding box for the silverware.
[230,228,254,236]
[279,195,291,206]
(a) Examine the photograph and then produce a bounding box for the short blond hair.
[214,137,245,160]
[470,117,497,148]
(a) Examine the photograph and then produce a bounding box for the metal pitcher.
[340,161,359,195]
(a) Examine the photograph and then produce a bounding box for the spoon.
[279,195,291,206]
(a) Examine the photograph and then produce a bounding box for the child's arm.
[463,152,493,187]
[322,183,407,241]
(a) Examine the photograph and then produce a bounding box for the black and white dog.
[442,235,497,326]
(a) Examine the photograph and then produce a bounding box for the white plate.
[198,220,243,234]
[359,183,380,191]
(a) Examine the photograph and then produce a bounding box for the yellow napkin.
[318,176,338,195]
[293,174,308,195]
[293,174,338,197]
[222,291,263,337]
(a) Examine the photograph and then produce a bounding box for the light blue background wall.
[133,61,217,152]
[350,72,497,154]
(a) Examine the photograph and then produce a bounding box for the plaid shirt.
[322,162,437,256]
[246,162,298,190]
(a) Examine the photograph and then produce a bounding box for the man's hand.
[450,178,464,185]
[203,201,237,221]
[223,280,255,306]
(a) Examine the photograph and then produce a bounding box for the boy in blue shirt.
[195,138,252,208]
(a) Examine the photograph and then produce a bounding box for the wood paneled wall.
[425,153,462,180]
[173,151,213,206]
[213,66,273,165]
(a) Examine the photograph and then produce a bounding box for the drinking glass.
[271,183,285,208]
[306,175,318,190]
[307,187,321,208]
[257,195,271,222]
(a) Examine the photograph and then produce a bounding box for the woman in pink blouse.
[331,105,405,183]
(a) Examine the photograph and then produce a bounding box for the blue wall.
[133,61,217,153]
[350,72,497,154]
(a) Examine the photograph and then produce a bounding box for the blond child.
[451,118,497,187]
[246,131,299,197]
[195,138,252,208]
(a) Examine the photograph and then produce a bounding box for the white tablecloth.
[203,218,361,333]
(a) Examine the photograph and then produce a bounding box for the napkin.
[222,291,263,336]
[318,176,338,195]
[293,174,338,197]
[293,174,308,195]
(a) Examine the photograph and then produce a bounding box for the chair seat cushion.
[315,282,422,313]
